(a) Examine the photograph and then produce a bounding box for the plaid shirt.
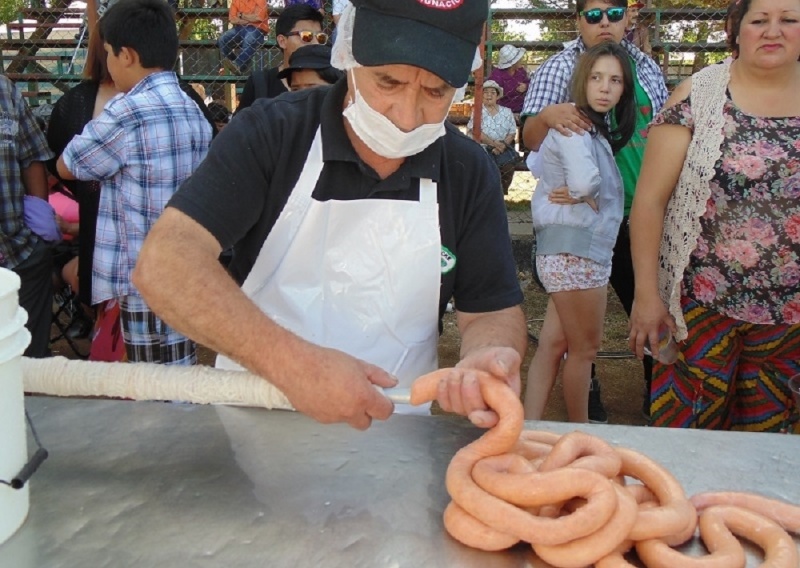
[0,75,55,269]
[62,71,212,304]
[521,38,668,117]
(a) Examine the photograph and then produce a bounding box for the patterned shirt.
[0,75,55,269]
[62,71,212,304]
[521,38,667,118]
[467,104,517,144]
[654,98,800,325]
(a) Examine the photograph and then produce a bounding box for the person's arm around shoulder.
[522,103,591,152]
[628,77,692,360]
[133,209,397,430]
[520,53,590,151]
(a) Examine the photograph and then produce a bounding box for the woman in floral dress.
[628,0,800,433]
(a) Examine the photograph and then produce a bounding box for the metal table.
[1,397,798,567]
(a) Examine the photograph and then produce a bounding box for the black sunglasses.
[580,7,627,24]
[285,30,329,44]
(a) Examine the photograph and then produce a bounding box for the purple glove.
[24,195,62,242]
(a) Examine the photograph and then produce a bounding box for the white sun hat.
[482,79,504,99]
[495,44,526,69]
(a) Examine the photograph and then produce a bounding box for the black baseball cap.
[350,0,487,87]
[277,44,334,79]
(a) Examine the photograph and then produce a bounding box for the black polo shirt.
[169,78,523,322]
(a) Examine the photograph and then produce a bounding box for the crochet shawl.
[659,61,730,341]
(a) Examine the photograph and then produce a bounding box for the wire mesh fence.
[0,0,733,215]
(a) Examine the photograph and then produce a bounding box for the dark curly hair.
[725,0,751,55]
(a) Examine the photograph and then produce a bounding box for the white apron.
[217,129,441,413]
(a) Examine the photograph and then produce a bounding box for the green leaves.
[0,0,25,25]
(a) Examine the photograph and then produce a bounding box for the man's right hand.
[278,344,397,431]
[541,103,591,138]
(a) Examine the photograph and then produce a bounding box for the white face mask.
[343,72,448,159]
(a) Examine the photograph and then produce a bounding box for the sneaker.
[588,377,608,424]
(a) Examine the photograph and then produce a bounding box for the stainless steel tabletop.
[1,397,798,568]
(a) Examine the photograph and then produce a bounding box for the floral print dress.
[650,95,800,433]
[653,96,800,325]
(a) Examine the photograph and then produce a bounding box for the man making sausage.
[133,0,527,431]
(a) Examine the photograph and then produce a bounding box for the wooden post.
[471,23,486,143]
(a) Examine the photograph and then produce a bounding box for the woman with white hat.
[489,44,529,118]
[468,79,519,193]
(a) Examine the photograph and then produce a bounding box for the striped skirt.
[651,296,800,433]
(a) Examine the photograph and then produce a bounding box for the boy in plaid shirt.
[57,0,212,365]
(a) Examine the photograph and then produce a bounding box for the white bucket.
[0,268,32,546]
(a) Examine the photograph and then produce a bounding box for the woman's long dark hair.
[570,42,636,153]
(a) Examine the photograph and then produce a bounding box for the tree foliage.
[0,0,24,24]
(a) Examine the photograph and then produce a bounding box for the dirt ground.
[51,271,645,427]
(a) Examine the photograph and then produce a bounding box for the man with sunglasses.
[217,0,269,75]
[237,4,325,111]
[521,0,668,424]
[134,0,526,432]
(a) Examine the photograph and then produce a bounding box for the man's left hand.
[435,346,521,428]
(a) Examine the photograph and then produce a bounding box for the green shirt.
[614,60,653,215]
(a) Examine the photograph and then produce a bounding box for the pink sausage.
[616,447,697,546]
[538,430,622,480]
[637,504,799,568]
[471,455,619,544]
[690,491,800,534]
[532,483,639,568]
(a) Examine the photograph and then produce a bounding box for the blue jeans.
[218,25,264,69]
